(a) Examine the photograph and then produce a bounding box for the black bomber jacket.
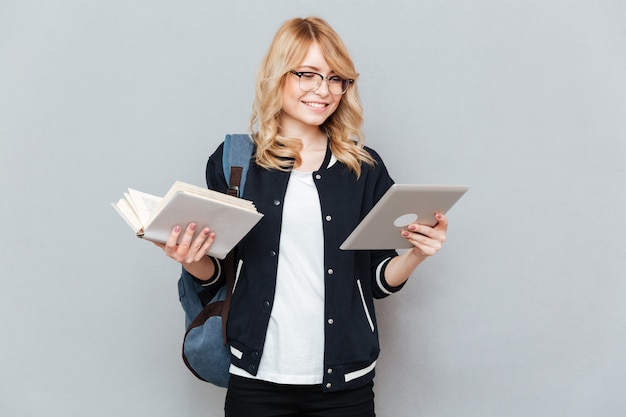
[198,141,405,392]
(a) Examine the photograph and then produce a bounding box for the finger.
[186,228,215,263]
[164,225,182,256]
[408,222,447,243]
[177,223,197,254]
[433,212,449,232]
[405,231,443,251]
[401,229,443,257]
[407,224,445,242]
[197,230,216,259]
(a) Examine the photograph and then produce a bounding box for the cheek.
[283,79,302,99]
[281,94,301,117]
[282,86,302,108]
[329,98,342,114]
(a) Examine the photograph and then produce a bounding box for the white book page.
[112,198,143,231]
[127,189,162,225]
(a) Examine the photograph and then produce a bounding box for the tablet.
[339,184,469,251]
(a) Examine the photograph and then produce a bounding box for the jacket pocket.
[356,279,375,332]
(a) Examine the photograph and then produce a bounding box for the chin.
[301,114,331,127]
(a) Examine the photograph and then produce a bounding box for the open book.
[112,181,264,259]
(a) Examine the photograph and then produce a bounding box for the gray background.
[2,0,625,416]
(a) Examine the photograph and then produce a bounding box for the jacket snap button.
[325,215,332,221]
[327,269,334,275]
[325,382,332,389]
[270,250,277,257]
[315,174,322,180]
[327,368,333,374]
[327,318,334,325]
[273,199,281,206]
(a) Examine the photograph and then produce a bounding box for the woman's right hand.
[153,223,217,280]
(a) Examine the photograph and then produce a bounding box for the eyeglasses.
[289,70,353,95]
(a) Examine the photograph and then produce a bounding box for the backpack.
[177,134,254,387]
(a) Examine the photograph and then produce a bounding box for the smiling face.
[280,42,342,137]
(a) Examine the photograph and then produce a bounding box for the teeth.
[304,102,326,108]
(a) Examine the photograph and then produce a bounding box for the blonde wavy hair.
[249,17,375,177]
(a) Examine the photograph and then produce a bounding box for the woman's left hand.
[401,212,448,257]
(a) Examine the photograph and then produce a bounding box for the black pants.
[224,375,376,417]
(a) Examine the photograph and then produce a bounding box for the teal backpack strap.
[222,134,254,197]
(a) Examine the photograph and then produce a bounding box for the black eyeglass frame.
[289,70,354,95]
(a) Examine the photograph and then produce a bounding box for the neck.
[280,124,327,149]
[293,136,328,172]
[300,133,327,150]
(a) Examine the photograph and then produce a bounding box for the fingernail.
[173,225,181,233]
[189,223,196,231]
[436,213,443,220]
[401,230,409,237]
[409,225,417,231]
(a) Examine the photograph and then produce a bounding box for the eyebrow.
[297,65,336,75]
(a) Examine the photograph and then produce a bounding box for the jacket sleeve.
[182,256,224,287]
[371,254,406,299]
[178,258,225,328]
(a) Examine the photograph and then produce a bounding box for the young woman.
[157,16,448,417]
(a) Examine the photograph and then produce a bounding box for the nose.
[313,78,331,96]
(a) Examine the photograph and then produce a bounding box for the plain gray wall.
[2,0,625,416]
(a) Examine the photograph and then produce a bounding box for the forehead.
[296,42,333,73]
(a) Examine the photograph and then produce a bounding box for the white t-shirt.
[230,169,326,384]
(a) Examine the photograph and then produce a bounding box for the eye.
[300,72,318,80]
[328,76,345,84]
